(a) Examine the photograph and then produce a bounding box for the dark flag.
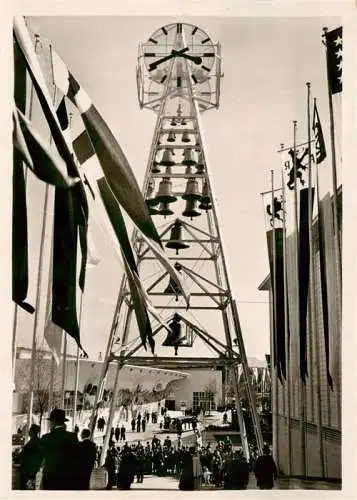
[266,227,286,383]
[325,26,342,94]
[312,102,327,164]
[298,187,314,383]
[12,38,34,313]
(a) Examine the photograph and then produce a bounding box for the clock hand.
[172,50,202,65]
[149,47,189,72]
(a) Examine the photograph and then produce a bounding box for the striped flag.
[50,48,189,306]
[13,18,90,351]
[325,27,342,95]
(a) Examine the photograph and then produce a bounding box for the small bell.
[152,161,161,174]
[196,152,205,174]
[167,131,176,143]
[160,149,175,167]
[182,148,196,166]
[198,180,212,211]
[181,131,191,143]
[170,118,178,126]
[182,199,201,219]
[165,220,189,254]
[146,181,159,207]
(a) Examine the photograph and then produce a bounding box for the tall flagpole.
[322,27,342,295]
[280,143,292,476]
[270,169,279,466]
[293,121,307,477]
[72,291,84,430]
[307,84,325,476]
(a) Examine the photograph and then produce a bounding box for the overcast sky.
[14,14,343,363]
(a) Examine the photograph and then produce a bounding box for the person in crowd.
[114,425,120,443]
[135,442,145,483]
[136,418,141,433]
[117,445,136,489]
[77,428,97,490]
[164,435,172,449]
[37,408,80,490]
[120,424,126,441]
[104,444,117,490]
[254,444,278,490]
[131,417,136,432]
[141,417,146,433]
[18,423,42,490]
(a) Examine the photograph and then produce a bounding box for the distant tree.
[203,378,217,416]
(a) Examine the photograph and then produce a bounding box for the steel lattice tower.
[96,22,264,462]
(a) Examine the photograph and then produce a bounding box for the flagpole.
[307,84,326,477]
[270,169,279,467]
[60,333,67,409]
[293,121,307,477]
[72,291,84,430]
[280,144,292,476]
[322,27,342,302]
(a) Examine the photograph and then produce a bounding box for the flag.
[325,27,342,95]
[12,37,34,314]
[263,189,286,383]
[50,48,189,305]
[13,18,89,349]
[281,144,312,383]
[13,107,79,189]
[312,101,327,164]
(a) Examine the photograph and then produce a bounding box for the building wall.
[169,369,222,410]
[263,191,342,480]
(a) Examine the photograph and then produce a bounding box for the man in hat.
[77,428,97,490]
[39,408,80,490]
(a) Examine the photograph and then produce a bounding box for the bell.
[157,201,174,217]
[160,149,175,166]
[196,152,205,174]
[181,118,187,126]
[152,161,161,174]
[156,177,177,203]
[170,118,178,126]
[146,181,159,207]
[194,140,201,153]
[182,178,202,201]
[167,131,176,143]
[148,206,161,215]
[165,220,189,254]
[182,199,201,219]
[199,180,212,211]
[181,131,191,143]
[162,314,183,351]
[182,148,196,166]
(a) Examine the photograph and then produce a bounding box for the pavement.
[105,473,341,491]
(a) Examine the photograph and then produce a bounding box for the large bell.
[182,148,196,166]
[156,176,177,203]
[165,220,189,254]
[196,152,205,174]
[160,149,175,166]
[182,199,201,219]
[167,131,176,143]
[181,131,191,143]
[182,178,202,201]
[157,201,174,217]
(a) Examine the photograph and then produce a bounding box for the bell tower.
[98,22,263,460]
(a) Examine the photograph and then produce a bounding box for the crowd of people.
[13,406,277,491]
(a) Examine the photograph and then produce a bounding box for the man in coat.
[39,408,80,490]
[77,428,97,489]
[254,444,278,489]
[18,423,42,489]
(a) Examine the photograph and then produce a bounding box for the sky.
[14,14,343,363]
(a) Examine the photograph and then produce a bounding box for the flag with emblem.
[325,26,342,94]
[312,101,327,164]
[262,187,286,383]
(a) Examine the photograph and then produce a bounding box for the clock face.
[143,23,215,85]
